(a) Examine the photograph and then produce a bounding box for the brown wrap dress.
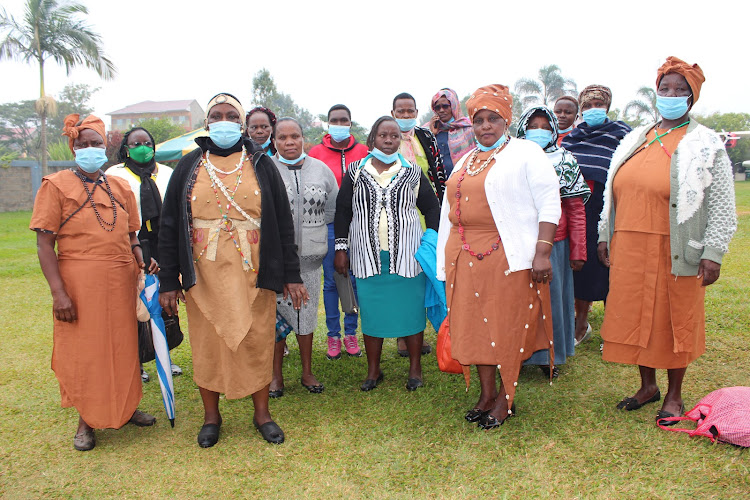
[186,151,276,398]
[30,170,142,429]
[602,127,705,369]
[444,151,554,408]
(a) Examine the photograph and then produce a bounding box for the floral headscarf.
[517,106,590,203]
[429,88,475,164]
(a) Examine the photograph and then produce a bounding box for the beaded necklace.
[74,170,117,232]
[454,141,509,260]
[194,147,257,272]
[647,120,689,158]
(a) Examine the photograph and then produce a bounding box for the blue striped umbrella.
[140,274,176,427]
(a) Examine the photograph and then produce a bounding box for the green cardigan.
[598,119,737,276]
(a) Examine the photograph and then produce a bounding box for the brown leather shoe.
[129,409,156,427]
[74,428,96,451]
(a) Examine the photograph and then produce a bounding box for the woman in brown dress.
[31,114,156,451]
[437,85,562,429]
[159,94,307,447]
[598,57,737,424]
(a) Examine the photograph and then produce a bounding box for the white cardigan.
[437,138,561,280]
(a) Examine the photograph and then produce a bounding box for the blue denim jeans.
[323,223,359,337]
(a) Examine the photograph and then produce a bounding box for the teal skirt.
[356,251,426,338]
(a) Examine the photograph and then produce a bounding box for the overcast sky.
[2,0,748,130]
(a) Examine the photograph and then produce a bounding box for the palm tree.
[624,86,659,124]
[514,64,577,110]
[0,0,115,176]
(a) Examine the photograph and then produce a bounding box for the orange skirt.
[602,231,705,369]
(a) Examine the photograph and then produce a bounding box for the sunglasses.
[433,104,451,111]
[128,141,153,148]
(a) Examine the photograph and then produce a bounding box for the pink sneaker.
[344,334,362,357]
[327,337,342,360]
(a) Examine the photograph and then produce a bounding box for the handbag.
[658,386,750,447]
[334,270,359,314]
[138,313,184,363]
[436,317,462,374]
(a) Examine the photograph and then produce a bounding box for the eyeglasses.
[433,104,451,111]
[128,141,153,148]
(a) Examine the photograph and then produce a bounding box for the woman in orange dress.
[30,114,155,451]
[598,57,737,424]
[437,85,561,429]
[159,94,306,447]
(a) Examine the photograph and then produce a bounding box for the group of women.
[31,56,736,450]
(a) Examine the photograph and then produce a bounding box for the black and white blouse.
[334,157,440,279]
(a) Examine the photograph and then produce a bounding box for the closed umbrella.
[139,274,176,427]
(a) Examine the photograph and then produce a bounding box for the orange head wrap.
[656,56,705,104]
[61,114,107,152]
[466,84,513,124]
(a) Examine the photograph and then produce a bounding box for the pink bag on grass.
[658,386,750,447]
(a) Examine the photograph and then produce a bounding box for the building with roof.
[107,100,205,131]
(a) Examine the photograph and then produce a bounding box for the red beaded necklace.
[454,143,509,260]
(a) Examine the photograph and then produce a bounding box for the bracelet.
[131,244,142,250]
[537,239,554,247]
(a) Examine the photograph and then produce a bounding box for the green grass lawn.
[1,185,749,498]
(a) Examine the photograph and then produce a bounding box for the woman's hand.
[698,259,721,286]
[334,250,350,275]
[283,283,309,310]
[531,254,553,284]
[597,242,610,267]
[570,260,585,272]
[147,258,159,275]
[160,289,185,317]
[52,289,76,323]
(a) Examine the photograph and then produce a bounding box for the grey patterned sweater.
[598,119,737,274]
[273,155,338,269]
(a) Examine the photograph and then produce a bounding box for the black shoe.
[254,419,284,444]
[656,404,684,426]
[301,381,324,394]
[361,372,384,391]
[464,408,490,423]
[539,365,559,378]
[421,344,432,355]
[197,422,221,448]
[406,377,424,391]
[269,386,285,399]
[616,390,661,411]
[477,403,516,430]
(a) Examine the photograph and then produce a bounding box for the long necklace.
[647,120,689,158]
[464,138,509,176]
[75,170,117,231]
[195,149,257,272]
[454,144,509,260]
[204,149,245,175]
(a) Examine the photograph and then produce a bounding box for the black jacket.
[158,138,301,294]
[413,126,447,203]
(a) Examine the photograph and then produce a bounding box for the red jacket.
[556,197,587,262]
[308,134,369,188]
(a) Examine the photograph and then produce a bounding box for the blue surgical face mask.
[261,137,271,149]
[525,129,554,149]
[328,124,351,143]
[74,147,108,173]
[278,152,307,165]
[396,118,417,132]
[582,108,608,127]
[371,148,400,164]
[558,125,574,134]
[656,95,691,120]
[477,134,508,152]
[209,121,242,148]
